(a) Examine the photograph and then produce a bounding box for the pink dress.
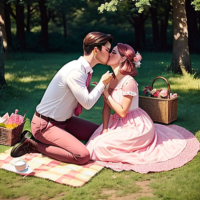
[86,75,199,173]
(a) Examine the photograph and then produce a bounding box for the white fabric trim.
[122,91,137,96]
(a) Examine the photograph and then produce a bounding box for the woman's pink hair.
[117,43,137,77]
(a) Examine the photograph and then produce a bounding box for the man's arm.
[67,69,112,110]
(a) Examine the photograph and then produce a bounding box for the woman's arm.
[101,96,111,133]
[103,90,133,118]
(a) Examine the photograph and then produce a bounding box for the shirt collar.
[78,56,93,74]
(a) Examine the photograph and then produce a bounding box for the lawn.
[0,52,200,200]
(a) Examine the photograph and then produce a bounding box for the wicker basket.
[139,76,178,124]
[0,121,25,146]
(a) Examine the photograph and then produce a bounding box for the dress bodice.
[111,75,139,111]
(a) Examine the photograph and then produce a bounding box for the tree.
[7,0,26,50]
[4,1,12,46]
[46,0,86,39]
[150,3,159,48]
[160,0,171,50]
[26,1,31,32]
[39,0,49,50]
[171,0,191,73]
[186,0,199,53]
[16,0,26,50]
[0,0,8,51]
[0,31,6,87]
[0,1,7,87]
[98,0,200,74]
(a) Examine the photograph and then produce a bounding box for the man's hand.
[100,71,113,86]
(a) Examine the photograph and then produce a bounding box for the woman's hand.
[102,89,109,102]
[103,89,109,99]
[101,129,108,135]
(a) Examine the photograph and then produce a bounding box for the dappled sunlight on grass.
[18,76,49,83]
[35,84,48,89]
[5,74,49,83]
[168,74,200,91]
[5,73,15,80]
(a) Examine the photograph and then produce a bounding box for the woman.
[86,43,199,173]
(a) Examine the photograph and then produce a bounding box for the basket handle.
[151,76,171,99]
[23,110,27,121]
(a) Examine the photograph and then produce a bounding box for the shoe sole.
[10,137,27,157]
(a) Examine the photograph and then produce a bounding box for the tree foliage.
[192,0,200,10]
[98,0,200,13]
[98,0,150,13]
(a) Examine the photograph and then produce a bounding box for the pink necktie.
[74,72,92,116]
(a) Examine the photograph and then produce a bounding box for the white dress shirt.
[36,56,105,121]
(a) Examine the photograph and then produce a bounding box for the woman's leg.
[31,115,90,164]
[65,116,99,141]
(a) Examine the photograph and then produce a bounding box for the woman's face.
[107,46,122,67]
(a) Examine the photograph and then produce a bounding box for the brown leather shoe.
[10,137,38,158]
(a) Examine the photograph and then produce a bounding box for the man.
[11,32,113,164]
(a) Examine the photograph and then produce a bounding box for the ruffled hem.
[93,125,200,173]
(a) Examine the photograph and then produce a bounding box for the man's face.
[95,41,111,65]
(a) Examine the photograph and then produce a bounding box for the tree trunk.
[39,0,48,50]
[133,20,141,50]
[16,0,26,50]
[160,2,170,50]
[132,13,146,50]
[0,1,7,51]
[26,2,31,32]
[0,32,6,87]
[150,6,159,48]
[124,15,140,49]
[186,0,199,53]
[4,2,12,46]
[62,13,67,38]
[198,12,200,35]
[139,13,146,46]
[171,0,191,74]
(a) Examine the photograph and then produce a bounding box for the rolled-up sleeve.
[67,69,105,109]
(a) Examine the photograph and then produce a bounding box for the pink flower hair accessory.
[133,52,142,68]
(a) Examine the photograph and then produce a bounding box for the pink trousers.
[31,113,99,165]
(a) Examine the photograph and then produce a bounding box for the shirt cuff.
[95,81,105,93]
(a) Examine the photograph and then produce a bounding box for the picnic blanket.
[0,148,104,187]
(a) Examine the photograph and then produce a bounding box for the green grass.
[0,52,200,200]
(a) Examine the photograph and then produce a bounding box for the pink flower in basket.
[160,89,168,98]
[143,86,152,94]
[153,91,160,98]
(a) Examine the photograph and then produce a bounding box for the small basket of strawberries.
[0,110,26,146]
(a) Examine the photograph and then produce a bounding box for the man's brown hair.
[83,32,113,55]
